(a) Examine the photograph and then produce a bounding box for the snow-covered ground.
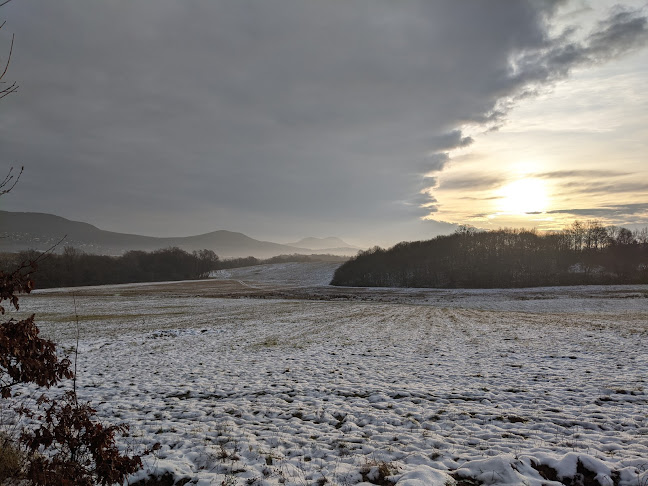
[210,261,340,287]
[9,263,648,485]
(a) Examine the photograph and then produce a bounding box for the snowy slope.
[211,262,341,287]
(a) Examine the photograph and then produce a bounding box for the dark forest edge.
[331,221,648,289]
[0,247,347,289]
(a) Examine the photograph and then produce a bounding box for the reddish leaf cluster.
[0,314,73,397]
[20,391,150,486]
[0,245,153,485]
[0,260,72,398]
[0,259,36,314]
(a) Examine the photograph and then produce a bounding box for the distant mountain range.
[0,211,361,258]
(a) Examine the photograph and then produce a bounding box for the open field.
[7,263,648,485]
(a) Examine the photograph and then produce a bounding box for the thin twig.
[72,292,80,401]
[0,166,23,196]
[0,82,17,99]
[5,234,68,288]
[25,234,68,266]
[0,33,14,81]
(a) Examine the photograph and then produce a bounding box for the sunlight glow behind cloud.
[496,179,549,215]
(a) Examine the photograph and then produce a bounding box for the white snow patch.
[210,262,340,287]
[10,281,648,485]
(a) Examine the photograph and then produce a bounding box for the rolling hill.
[0,211,359,258]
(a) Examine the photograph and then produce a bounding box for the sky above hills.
[1,0,647,247]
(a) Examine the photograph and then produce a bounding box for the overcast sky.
[1,0,647,247]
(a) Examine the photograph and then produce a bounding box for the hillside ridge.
[0,210,359,258]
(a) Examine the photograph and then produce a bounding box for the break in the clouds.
[0,1,647,245]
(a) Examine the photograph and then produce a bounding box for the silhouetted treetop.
[331,222,648,288]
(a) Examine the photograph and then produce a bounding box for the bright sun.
[497,178,548,214]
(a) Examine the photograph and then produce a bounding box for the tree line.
[0,247,220,289]
[217,252,346,269]
[0,247,348,289]
[331,221,648,288]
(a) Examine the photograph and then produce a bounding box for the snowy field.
[210,261,340,287]
[9,263,648,485]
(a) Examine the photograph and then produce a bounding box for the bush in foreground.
[0,252,155,485]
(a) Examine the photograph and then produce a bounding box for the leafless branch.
[0,17,18,98]
[0,33,13,81]
[0,166,23,196]
[7,234,69,277]
[72,292,80,400]
[29,235,69,265]
[0,81,17,99]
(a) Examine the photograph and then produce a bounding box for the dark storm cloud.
[0,1,646,242]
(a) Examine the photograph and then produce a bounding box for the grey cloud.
[421,153,451,176]
[429,130,474,151]
[0,1,646,243]
[494,5,648,117]
[460,196,503,201]
[408,186,440,216]
[415,4,648,209]
[419,206,440,215]
[548,203,648,217]
[410,192,438,208]
[560,3,593,20]
[423,177,438,188]
[535,170,631,179]
[439,175,505,191]
[420,131,473,179]
[559,181,648,194]
[587,6,648,59]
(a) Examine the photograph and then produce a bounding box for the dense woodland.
[331,221,648,288]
